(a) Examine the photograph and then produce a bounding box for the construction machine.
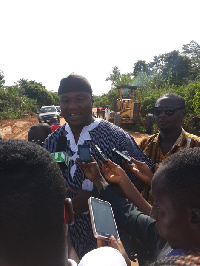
[114,85,153,133]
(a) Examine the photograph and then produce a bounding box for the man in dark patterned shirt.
[44,73,153,260]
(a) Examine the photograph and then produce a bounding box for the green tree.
[0,71,5,88]
[16,79,54,108]
[105,66,121,88]
[93,94,109,108]
[106,67,135,88]
[133,60,148,77]
[0,85,37,120]
[49,91,59,105]
[162,50,192,86]
[182,40,200,79]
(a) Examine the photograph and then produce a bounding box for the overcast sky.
[1,0,200,96]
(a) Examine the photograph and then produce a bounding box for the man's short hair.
[154,147,200,208]
[58,72,92,96]
[156,93,185,108]
[0,139,66,263]
[28,123,52,143]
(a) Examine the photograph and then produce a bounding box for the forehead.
[151,172,168,198]
[155,97,179,107]
[59,91,91,99]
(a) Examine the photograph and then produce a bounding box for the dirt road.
[0,115,148,144]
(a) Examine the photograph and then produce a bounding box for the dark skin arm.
[102,159,152,215]
[66,187,98,215]
[123,157,153,186]
[97,236,137,266]
[77,156,151,215]
[66,157,101,215]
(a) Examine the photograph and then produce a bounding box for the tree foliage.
[0,85,37,120]
[16,79,56,107]
[0,71,5,88]
[0,76,58,120]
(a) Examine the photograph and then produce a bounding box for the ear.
[189,208,200,230]
[181,108,186,118]
[64,198,74,225]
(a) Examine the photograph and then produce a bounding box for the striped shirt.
[139,128,200,201]
[139,128,200,172]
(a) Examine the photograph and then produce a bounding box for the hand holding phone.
[88,197,119,240]
[112,148,132,164]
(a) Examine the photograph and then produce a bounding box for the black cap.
[58,73,92,96]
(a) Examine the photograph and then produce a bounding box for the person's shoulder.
[47,124,66,139]
[139,133,158,147]
[140,133,158,142]
[184,130,200,142]
[97,120,128,135]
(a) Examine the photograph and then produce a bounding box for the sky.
[1,0,200,96]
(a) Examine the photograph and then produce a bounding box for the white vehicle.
[38,106,60,124]
[56,106,61,116]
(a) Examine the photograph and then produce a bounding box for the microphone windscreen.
[56,136,67,152]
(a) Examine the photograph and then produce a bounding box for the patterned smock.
[44,118,153,259]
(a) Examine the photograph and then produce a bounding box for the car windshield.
[40,107,56,113]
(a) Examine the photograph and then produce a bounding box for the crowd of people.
[95,105,111,120]
[0,72,200,266]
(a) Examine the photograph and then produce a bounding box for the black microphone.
[55,135,68,175]
[56,135,67,152]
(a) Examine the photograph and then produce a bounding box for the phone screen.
[78,145,91,163]
[89,197,119,240]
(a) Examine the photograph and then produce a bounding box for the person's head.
[150,254,200,265]
[78,247,127,266]
[150,147,200,251]
[28,123,52,145]
[0,139,74,266]
[154,93,186,132]
[58,73,94,130]
[50,117,59,125]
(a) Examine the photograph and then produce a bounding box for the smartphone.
[88,197,119,240]
[112,148,132,164]
[94,145,107,163]
[78,144,91,163]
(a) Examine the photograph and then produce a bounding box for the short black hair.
[154,147,200,208]
[28,123,52,142]
[156,93,185,108]
[0,139,66,263]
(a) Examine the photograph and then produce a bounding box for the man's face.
[59,91,93,129]
[150,175,191,250]
[154,97,185,131]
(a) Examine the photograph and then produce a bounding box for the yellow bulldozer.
[114,85,153,134]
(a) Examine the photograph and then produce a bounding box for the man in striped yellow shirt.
[139,93,200,200]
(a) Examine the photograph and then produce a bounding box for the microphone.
[56,135,67,152]
[55,135,68,175]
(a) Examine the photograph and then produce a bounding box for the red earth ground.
[0,114,148,144]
